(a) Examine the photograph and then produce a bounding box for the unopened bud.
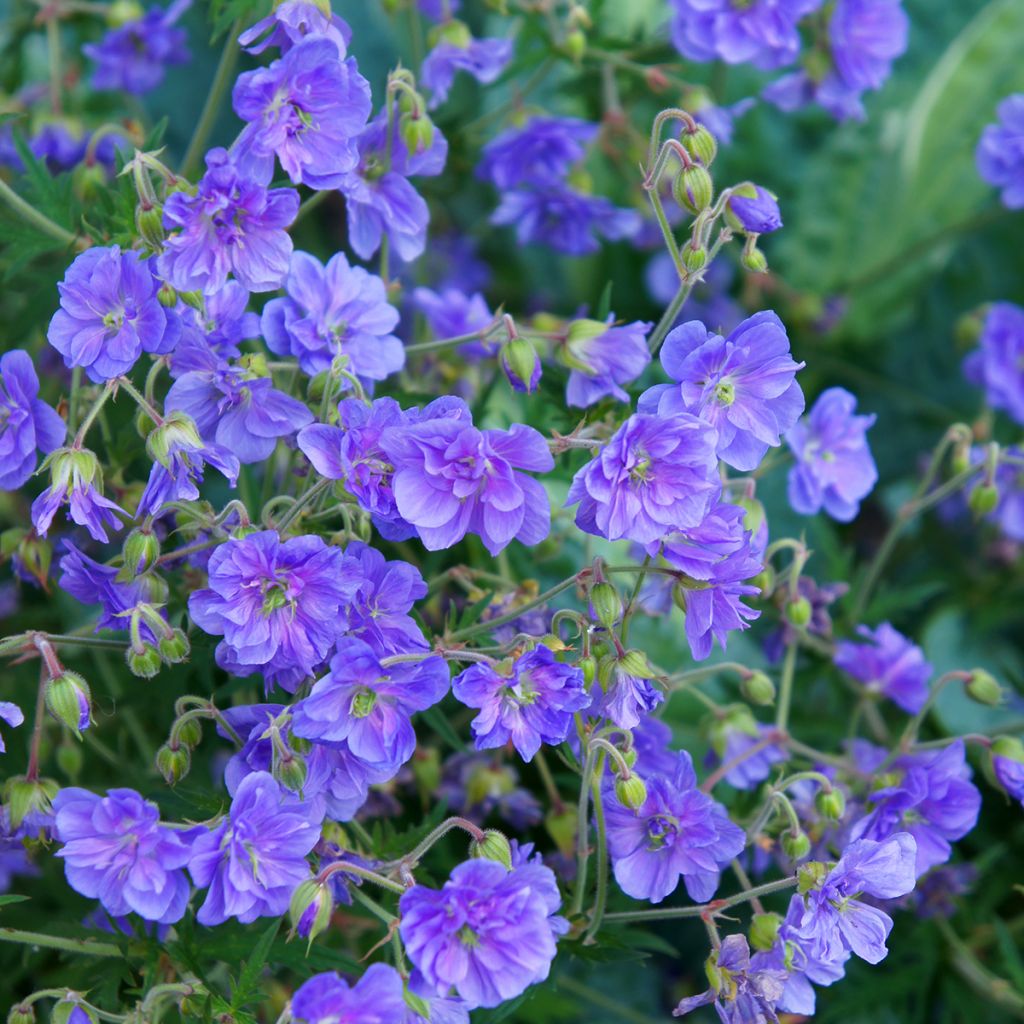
[673,164,713,214]
[7,1003,35,1024]
[121,527,161,578]
[126,643,162,679]
[171,715,203,749]
[4,775,58,831]
[157,282,178,308]
[274,751,308,793]
[177,290,205,313]
[785,596,812,628]
[589,582,622,629]
[500,337,541,394]
[968,482,999,517]
[815,787,846,821]
[614,774,648,810]
[740,244,769,274]
[781,829,811,861]
[749,912,781,952]
[618,649,655,679]
[966,668,1002,706]
[290,879,334,944]
[579,655,596,686]
[681,124,717,167]
[50,1000,96,1024]
[470,828,512,869]
[145,411,204,467]
[156,743,191,784]
[400,113,435,156]
[159,628,191,664]
[682,243,707,274]
[135,204,165,250]
[45,671,91,735]
[56,738,84,779]
[741,670,775,707]
[563,28,586,63]
[545,808,576,858]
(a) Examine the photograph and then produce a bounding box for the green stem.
[665,662,750,690]
[316,860,407,896]
[447,575,581,642]
[570,744,599,918]
[275,478,330,532]
[618,554,651,646]
[116,377,163,426]
[180,20,243,179]
[404,318,503,355]
[294,188,331,225]
[584,756,609,943]
[935,917,1024,1019]
[603,876,797,924]
[350,888,398,925]
[73,381,115,447]
[701,731,783,794]
[67,366,83,436]
[774,641,798,733]
[0,176,78,247]
[385,816,486,871]
[0,928,123,958]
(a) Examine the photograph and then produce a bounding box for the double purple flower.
[834,622,932,714]
[0,350,65,491]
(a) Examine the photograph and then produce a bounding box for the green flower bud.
[992,736,1024,764]
[618,649,655,679]
[589,582,622,629]
[135,204,165,251]
[797,860,829,895]
[965,668,1002,706]
[45,670,92,736]
[619,745,638,769]
[545,807,577,858]
[275,751,308,794]
[120,527,161,578]
[145,411,204,468]
[681,124,718,167]
[177,290,205,313]
[682,244,707,274]
[749,565,775,598]
[51,1000,96,1024]
[968,482,999,517]
[289,878,334,945]
[159,628,191,664]
[781,830,812,861]
[614,774,648,810]
[7,1003,35,1024]
[749,911,782,952]
[400,112,435,156]
[126,643,162,679]
[563,27,586,63]
[470,828,513,870]
[4,775,59,831]
[565,317,608,348]
[435,18,473,47]
[157,282,178,308]
[579,655,597,686]
[3,530,51,588]
[500,337,541,394]
[403,989,433,1021]
[56,738,84,779]
[673,164,713,214]
[741,244,769,274]
[785,596,812,628]
[106,0,143,25]
[741,670,776,707]
[171,714,203,749]
[815,788,846,821]
[156,743,191,785]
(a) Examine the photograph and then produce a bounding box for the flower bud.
[673,164,713,214]
[619,745,638,769]
[614,774,648,810]
[106,0,143,25]
[3,530,52,588]
[157,282,178,308]
[470,828,513,870]
[120,527,161,579]
[681,124,717,168]
[740,670,775,707]
[156,743,191,784]
[50,1000,96,1024]
[159,628,191,665]
[403,989,432,1021]
[563,28,586,63]
[781,829,811,861]
[797,860,829,894]
[290,878,334,944]
[56,738,84,779]
[968,482,999,517]
[545,807,576,858]
[434,17,473,47]
[740,243,769,274]
[726,183,782,234]
[579,654,596,686]
[4,775,58,831]
[145,411,204,467]
[749,912,782,952]
[589,582,622,629]
[618,649,655,679]
[815,787,846,821]
[682,243,707,274]
[785,596,812,628]
[45,671,92,736]
[135,204,165,250]
[992,736,1024,764]
[274,750,308,794]
[500,337,541,394]
[400,112,435,156]
[172,715,203,750]
[126,643,162,679]
[965,668,1002,706]
[177,290,205,313]
[7,1003,35,1024]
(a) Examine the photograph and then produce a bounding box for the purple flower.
[640,313,804,472]
[53,787,196,923]
[291,637,449,768]
[421,27,513,108]
[0,702,23,753]
[0,350,65,490]
[137,412,240,517]
[238,0,352,58]
[834,623,931,714]
[992,738,1024,806]
[168,282,261,369]
[786,387,877,521]
[453,647,590,761]
[48,246,178,382]
[232,38,371,188]
[694,98,756,145]
[340,542,430,654]
[399,856,566,1009]
[605,751,745,903]
[849,740,981,876]
[404,971,471,1024]
[189,771,321,925]
[188,531,360,692]
[973,444,1024,541]
[727,186,782,233]
[793,833,917,964]
[59,542,164,643]
[673,934,786,1022]
[750,894,849,1015]
[669,0,821,70]
[412,287,495,358]
[709,711,786,790]
[338,110,448,262]
[978,94,1024,208]
[477,116,598,189]
[159,148,299,294]
[491,185,641,255]
[262,250,403,380]
[566,413,719,544]
[381,411,553,555]
[562,318,653,408]
[165,353,313,463]
[963,302,1024,425]
[32,448,126,543]
[291,964,408,1023]
[593,660,665,730]
[84,0,190,94]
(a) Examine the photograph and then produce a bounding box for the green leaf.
[231,920,280,1007]
[0,894,29,908]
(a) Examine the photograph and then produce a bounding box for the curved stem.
[0,176,78,247]
[0,928,122,957]
[316,860,407,896]
[603,876,797,924]
[384,816,486,872]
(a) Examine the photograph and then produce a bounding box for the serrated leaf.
[232,920,280,1007]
